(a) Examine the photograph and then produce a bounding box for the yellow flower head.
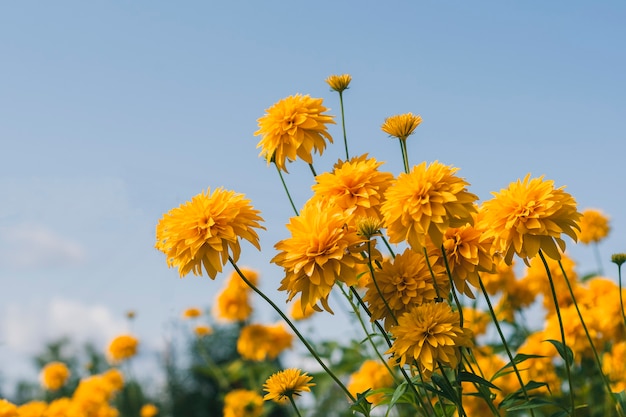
[40,361,71,391]
[478,174,581,265]
[289,297,317,321]
[102,368,125,391]
[347,360,394,405]
[363,248,446,331]
[263,368,314,403]
[107,334,139,364]
[214,267,258,322]
[387,301,473,374]
[273,199,366,313]
[155,187,265,279]
[312,154,394,222]
[381,161,478,251]
[524,253,578,313]
[0,399,18,417]
[325,73,352,92]
[577,208,610,244]
[140,404,159,417]
[479,258,517,295]
[16,401,47,417]
[223,389,264,417]
[45,398,71,417]
[182,307,202,319]
[603,341,626,393]
[237,323,293,361]
[254,94,335,172]
[612,253,626,267]
[194,325,213,337]
[381,112,422,141]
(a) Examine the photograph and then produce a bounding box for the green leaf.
[545,339,574,364]
[387,382,408,410]
[458,371,500,391]
[431,373,458,404]
[349,391,372,416]
[492,353,545,381]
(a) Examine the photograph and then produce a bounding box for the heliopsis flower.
[577,208,610,244]
[479,259,517,295]
[363,248,446,330]
[45,398,71,417]
[524,253,578,313]
[16,401,47,417]
[325,74,352,92]
[223,389,264,417]
[387,301,473,375]
[289,297,316,321]
[263,368,315,403]
[381,161,478,251]
[194,325,213,337]
[577,277,626,343]
[214,267,258,321]
[155,187,264,279]
[107,334,139,363]
[254,94,335,172]
[603,340,626,393]
[182,307,202,319]
[478,174,581,265]
[102,368,125,391]
[0,399,17,417]
[40,361,70,391]
[347,360,394,405]
[140,404,159,417]
[612,253,626,267]
[273,199,366,313]
[381,112,422,141]
[237,323,293,361]
[311,154,394,222]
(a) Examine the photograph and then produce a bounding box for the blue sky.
[1,1,625,390]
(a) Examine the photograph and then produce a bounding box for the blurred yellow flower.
[155,187,264,279]
[289,297,317,321]
[140,404,159,417]
[381,161,478,252]
[603,340,626,393]
[0,399,18,417]
[16,401,47,417]
[194,325,213,337]
[577,208,610,244]
[381,112,422,141]
[214,268,258,322]
[479,174,581,265]
[107,334,139,363]
[387,301,472,375]
[223,389,263,417]
[237,323,293,361]
[102,368,125,391]
[40,361,70,391]
[44,398,71,417]
[182,307,202,319]
[524,253,578,314]
[254,94,334,172]
[347,360,394,405]
[273,200,365,313]
[263,368,314,403]
[325,74,352,92]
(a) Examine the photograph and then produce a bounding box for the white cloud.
[0,224,86,269]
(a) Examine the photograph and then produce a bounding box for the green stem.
[366,240,398,327]
[593,242,604,276]
[308,163,317,177]
[274,162,299,216]
[538,250,575,416]
[398,138,410,174]
[288,396,303,417]
[380,235,396,259]
[229,258,356,402]
[196,338,230,390]
[439,246,464,327]
[422,247,444,302]
[338,91,349,160]
[617,263,626,333]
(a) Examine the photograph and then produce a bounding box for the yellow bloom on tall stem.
[223,389,264,417]
[254,94,335,172]
[273,200,366,313]
[214,267,258,322]
[155,187,264,279]
[478,174,581,265]
[381,112,422,141]
[237,323,293,361]
[263,368,315,403]
[577,208,610,244]
[381,161,478,252]
[325,74,352,92]
[107,334,139,364]
[387,301,472,375]
[40,361,70,391]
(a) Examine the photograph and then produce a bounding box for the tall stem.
[274,162,299,216]
[617,262,626,333]
[338,91,349,160]
[398,138,410,174]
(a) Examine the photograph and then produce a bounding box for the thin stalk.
[440,246,464,327]
[229,258,356,402]
[478,274,536,417]
[422,247,444,302]
[593,242,604,276]
[617,262,626,332]
[274,162,299,216]
[398,138,410,174]
[437,362,464,417]
[308,163,317,177]
[558,260,626,417]
[288,396,303,417]
[461,350,502,417]
[366,240,398,327]
[538,250,575,416]
[380,235,396,259]
[338,91,349,160]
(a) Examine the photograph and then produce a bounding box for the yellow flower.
[381,161,478,251]
[213,268,258,322]
[289,297,316,321]
[612,253,626,267]
[237,323,293,361]
[0,399,18,417]
[387,301,472,375]
[479,259,517,295]
[273,199,366,313]
[523,253,578,314]
[106,334,139,363]
[140,404,159,417]
[577,208,610,244]
[254,94,335,172]
[182,307,202,319]
[102,368,125,391]
[325,74,352,92]
[311,154,394,222]
[462,307,491,337]
[381,112,422,141]
[155,187,264,279]
[16,401,47,417]
[603,341,626,393]
[263,369,314,403]
[223,389,264,417]
[363,248,445,331]
[478,174,581,265]
[45,398,72,417]
[40,361,70,391]
[194,325,213,337]
[347,360,394,405]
